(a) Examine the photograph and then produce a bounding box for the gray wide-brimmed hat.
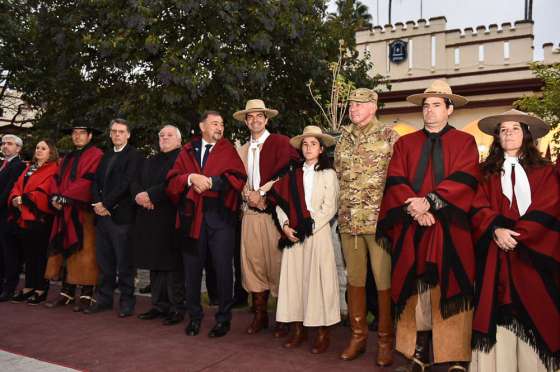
[233,99,279,122]
[477,109,550,139]
[289,126,336,148]
[407,80,468,107]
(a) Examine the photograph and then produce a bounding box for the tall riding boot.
[376,289,394,366]
[396,331,432,372]
[246,291,269,334]
[310,326,330,354]
[340,285,368,361]
[283,322,307,349]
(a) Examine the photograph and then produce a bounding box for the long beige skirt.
[240,210,282,296]
[470,326,553,372]
[275,225,341,327]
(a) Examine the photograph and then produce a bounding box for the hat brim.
[233,108,279,122]
[289,133,336,149]
[61,127,102,135]
[406,93,468,107]
[477,113,550,139]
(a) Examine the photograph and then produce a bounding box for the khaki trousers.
[340,233,391,290]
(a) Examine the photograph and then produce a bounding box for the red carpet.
[0,292,446,371]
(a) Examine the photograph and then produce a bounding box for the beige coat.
[275,169,341,326]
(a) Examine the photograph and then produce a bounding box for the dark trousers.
[150,269,186,313]
[95,217,135,311]
[20,222,51,291]
[233,218,247,303]
[182,213,234,323]
[0,219,21,294]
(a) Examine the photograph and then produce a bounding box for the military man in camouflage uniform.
[334,88,399,366]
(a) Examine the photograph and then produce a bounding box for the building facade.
[356,17,560,157]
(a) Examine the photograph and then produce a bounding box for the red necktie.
[0,159,7,172]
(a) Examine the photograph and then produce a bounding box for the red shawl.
[268,163,313,249]
[377,127,480,319]
[166,137,247,239]
[258,134,300,183]
[8,161,58,228]
[49,145,103,256]
[471,165,560,370]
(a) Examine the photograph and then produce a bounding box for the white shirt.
[113,144,126,152]
[188,139,215,186]
[303,162,316,213]
[247,130,270,191]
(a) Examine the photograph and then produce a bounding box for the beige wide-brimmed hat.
[407,80,468,107]
[289,126,336,149]
[233,99,279,122]
[477,109,550,139]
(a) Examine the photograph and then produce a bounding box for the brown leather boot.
[246,291,269,334]
[283,322,307,349]
[376,289,394,366]
[310,326,330,354]
[340,285,368,361]
[272,322,289,338]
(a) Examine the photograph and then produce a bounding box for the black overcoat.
[131,148,182,270]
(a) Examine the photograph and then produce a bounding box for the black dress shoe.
[0,291,15,302]
[119,310,134,318]
[27,291,48,306]
[138,308,166,320]
[83,303,112,315]
[208,321,230,338]
[10,290,35,303]
[139,284,151,294]
[162,311,184,326]
[185,319,201,336]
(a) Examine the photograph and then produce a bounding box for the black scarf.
[411,125,453,193]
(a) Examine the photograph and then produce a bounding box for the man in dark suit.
[84,118,142,317]
[0,134,26,301]
[166,111,247,338]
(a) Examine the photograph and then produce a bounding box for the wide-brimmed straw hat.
[406,80,468,107]
[233,99,279,122]
[61,125,102,135]
[477,109,550,139]
[289,126,336,149]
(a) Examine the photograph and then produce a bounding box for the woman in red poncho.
[8,140,59,305]
[470,110,560,372]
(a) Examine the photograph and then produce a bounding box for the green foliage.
[1,0,383,153]
[515,62,560,150]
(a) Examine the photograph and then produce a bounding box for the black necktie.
[201,144,212,169]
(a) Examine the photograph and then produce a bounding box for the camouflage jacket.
[334,119,399,235]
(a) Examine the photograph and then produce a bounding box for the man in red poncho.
[377,80,480,372]
[167,111,246,338]
[45,126,103,310]
[233,99,299,337]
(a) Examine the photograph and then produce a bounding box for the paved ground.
[0,287,415,372]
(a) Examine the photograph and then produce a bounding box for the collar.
[114,144,127,152]
[250,130,270,149]
[4,154,18,162]
[351,118,380,137]
[201,139,216,148]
